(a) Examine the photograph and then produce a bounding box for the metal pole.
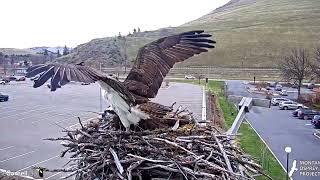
[286,153,289,180]
[99,63,102,112]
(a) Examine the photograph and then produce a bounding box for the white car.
[0,80,6,85]
[279,101,303,110]
[184,75,195,79]
[280,90,288,96]
[271,97,290,106]
[275,84,282,91]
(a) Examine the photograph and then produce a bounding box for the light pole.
[285,146,292,180]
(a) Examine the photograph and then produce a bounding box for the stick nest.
[44,107,271,180]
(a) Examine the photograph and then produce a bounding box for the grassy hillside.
[53,0,320,68]
[54,28,178,68]
[181,0,320,67]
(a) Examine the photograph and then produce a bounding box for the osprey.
[26,30,215,131]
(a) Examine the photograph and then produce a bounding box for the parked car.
[268,82,276,87]
[311,115,320,128]
[298,109,320,120]
[0,93,9,102]
[307,83,315,89]
[7,76,17,81]
[0,80,6,85]
[271,98,290,106]
[279,101,303,110]
[184,75,195,79]
[16,77,26,81]
[275,84,282,91]
[1,78,10,83]
[279,90,288,96]
[292,107,309,117]
[81,82,90,85]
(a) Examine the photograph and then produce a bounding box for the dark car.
[311,115,320,129]
[307,83,315,89]
[0,93,9,102]
[292,107,309,117]
[298,109,320,120]
[7,76,17,81]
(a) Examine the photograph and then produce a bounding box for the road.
[0,81,202,179]
[227,80,320,180]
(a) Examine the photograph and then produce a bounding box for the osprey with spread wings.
[26,30,215,131]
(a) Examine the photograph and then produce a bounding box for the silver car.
[279,101,303,110]
[271,98,290,106]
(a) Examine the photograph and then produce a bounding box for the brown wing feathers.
[124,30,215,98]
[26,30,214,101]
[26,63,101,91]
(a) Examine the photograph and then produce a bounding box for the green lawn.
[171,79,287,179]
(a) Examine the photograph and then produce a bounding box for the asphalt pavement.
[227,80,320,180]
[0,80,202,179]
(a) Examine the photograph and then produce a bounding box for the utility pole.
[123,37,127,75]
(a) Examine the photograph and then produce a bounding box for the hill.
[53,0,320,68]
[0,48,36,55]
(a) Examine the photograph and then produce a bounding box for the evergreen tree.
[44,49,48,56]
[137,27,140,33]
[63,46,69,55]
[57,50,61,57]
[133,28,137,34]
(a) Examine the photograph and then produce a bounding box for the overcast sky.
[0,0,229,48]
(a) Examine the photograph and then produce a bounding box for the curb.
[313,129,320,139]
[0,168,37,180]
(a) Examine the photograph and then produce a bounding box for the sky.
[0,0,229,48]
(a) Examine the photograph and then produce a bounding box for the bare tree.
[279,48,312,100]
[310,47,320,81]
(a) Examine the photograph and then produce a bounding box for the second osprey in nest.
[26,30,216,131]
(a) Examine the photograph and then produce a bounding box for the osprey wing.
[26,63,103,91]
[124,30,215,98]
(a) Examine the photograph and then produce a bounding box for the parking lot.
[0,80,202,179]
[228,80,320,180]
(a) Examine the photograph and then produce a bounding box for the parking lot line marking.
[0,103,39,110]
[1,106,52,119]
[45,172,61,179]
[32,111,92,124]
[52,115,93,125]
[18,109,68,122]
[18,108,80,122]
[17,155,59,172]
[1,104,46,115]
[305,123,312,126]
[32,115,72,124]
[0,146,14,151]
[0,151,35,163]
